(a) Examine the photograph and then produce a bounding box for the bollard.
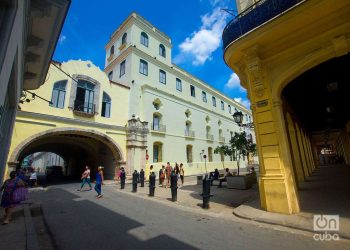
[170,171,178,202]
[132,170,138,193]
[120,170,126,189]
[201,174,212,209]
[139,169,145,187]
[149,172,156,196]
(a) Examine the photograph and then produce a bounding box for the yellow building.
[223,0,350,213]
[7,60,133,180]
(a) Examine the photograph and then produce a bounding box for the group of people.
[153,162,185,188]
[78,165,104,198]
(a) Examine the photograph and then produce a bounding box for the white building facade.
[105,13,255,175]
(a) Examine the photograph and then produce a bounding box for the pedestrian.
[94,166,104,198]
[1,171,27,225]
[29,168,37,188]
[78,166,92,191]
[159,165,165,187]
[179,163,185,186]
[165,162,172,188]
[115,166,121,183]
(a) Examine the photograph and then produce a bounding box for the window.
[212,96,216,107]
[120,60,125,77]
[202,91,207,102]
[139,59,148,75]
[245,113,248,122]
[228,105,231,114]
[153,142,162,163]
[190,85,195,97]
[176,78,182,92]
[159,69,166,84]
[101,92,111,118]
[122,33,127,45]
[50,80,67,109]
[159,44,166,57]
[208,147,213,162]
[140,32,149,47]
[108,71,113,80]
[153,114,160,130]
[75,80,95,114]
[221,101,224,110]
[110,45,114,55]
[186,145,193,163]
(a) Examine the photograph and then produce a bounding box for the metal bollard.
[201,174,213,209]
[120,170,126,189]
[170,171,178,202]
[132,170,138,193]
[139,169,145,187]
[149,172,156,196]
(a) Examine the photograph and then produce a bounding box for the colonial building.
[0,0,70,183]
[104,13,254,176]
[223,0,350,214]
[6,12,255,180]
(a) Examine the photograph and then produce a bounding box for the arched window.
[208,147,213,162]
[101,92,111,118]
[75,80,95,114]
[50,80,67,109]
[108,71,113,80]
[186,145,193,163]
[110,45,114,55]
[212,96,216,107]
[153,142,163,163]
[122,33,127,45]
[140,32,149,47]
[159,44,166,57]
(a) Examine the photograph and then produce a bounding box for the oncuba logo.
[313,215,340,241]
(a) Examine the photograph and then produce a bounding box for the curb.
[232,210,350,241]
[24,204,39,250]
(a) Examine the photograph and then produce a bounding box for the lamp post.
[232,110,254,129]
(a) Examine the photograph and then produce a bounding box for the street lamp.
[232,110,254,129]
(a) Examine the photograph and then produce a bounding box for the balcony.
[222,0,304,50]
[151,123,166,133]
[185,130,195,138]
[73,100,95,117]
[219,136,225,143]
[206,134,214,141]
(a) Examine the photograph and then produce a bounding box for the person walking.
[94,166,104,198]
[1,171,27,225]
[179,163,185,186]
[79,166,92,191]
[159,165,165,187]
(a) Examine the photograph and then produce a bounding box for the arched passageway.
[282,52,350,216]
[9,128,124,181]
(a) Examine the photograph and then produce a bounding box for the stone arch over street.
[8,127,125,180]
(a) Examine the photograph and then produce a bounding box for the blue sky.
[54,0,249,108]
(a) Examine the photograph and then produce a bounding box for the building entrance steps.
[233,164,350,239]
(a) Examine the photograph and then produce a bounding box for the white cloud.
[58,35,66,44]
[175,7,229,66]
[234,97,250,109]
[224,73,246,92]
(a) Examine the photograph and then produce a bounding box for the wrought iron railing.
[185,130,195,137]
[222,0,304,49]
[206,134,214,141]
[73,100,95,115]
[151,123,166,132]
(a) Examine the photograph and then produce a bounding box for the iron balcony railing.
[73,100,95,115]
[185,130,195,137]
[222,0,304,50]
[151,123,166,132]
[206,134,214,141]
